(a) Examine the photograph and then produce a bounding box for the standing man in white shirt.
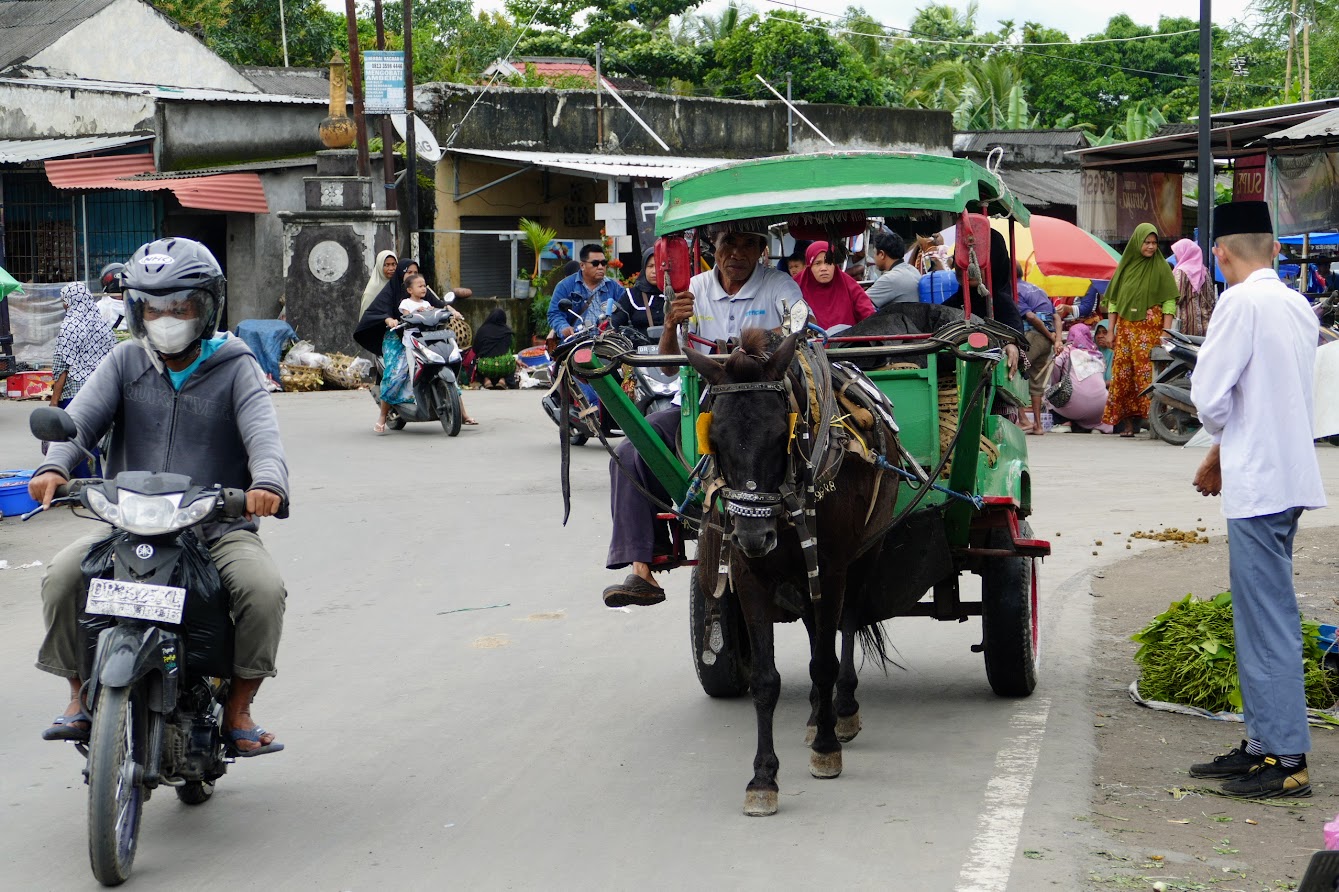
[1188,201,1327,798]
[601,226,798,607]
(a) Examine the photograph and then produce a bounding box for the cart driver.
[601,227,801,607]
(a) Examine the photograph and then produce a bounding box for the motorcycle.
[541,299,620,446]
[25,406,279,886]
[1142,329,1202,445]
[373,305,464,436]
[618,324,679,417]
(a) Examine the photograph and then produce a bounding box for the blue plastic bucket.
[0,470,38,516]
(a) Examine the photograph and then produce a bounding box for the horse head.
[684,329,801,558]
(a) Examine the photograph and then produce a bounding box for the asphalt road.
[2,389,1338,891]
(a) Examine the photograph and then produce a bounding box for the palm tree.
[694,2,747,43]
[908,55,1038,130]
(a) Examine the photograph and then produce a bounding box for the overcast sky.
[325,0,1258,41]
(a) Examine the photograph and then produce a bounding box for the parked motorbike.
[619,324,679,416]
[373,305,464,436]
[25,406,281,886]
[541,299,620,446]
[1142,329,1202,445]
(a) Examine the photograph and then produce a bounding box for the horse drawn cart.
[566,152,1052,814]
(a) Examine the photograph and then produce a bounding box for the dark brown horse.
[684,329,900,816]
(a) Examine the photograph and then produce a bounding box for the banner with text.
[363,51,405,114]
[1271,152,1339,236]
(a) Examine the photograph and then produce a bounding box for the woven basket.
[280,362,322,393]
[447,315,473,350]
[322,352,370,389]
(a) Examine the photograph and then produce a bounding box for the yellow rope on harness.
[696,412,713,454]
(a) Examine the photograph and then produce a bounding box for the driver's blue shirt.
[167,336,226,390]
[547,273,625,334]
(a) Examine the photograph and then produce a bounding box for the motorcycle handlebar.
[220,488,248,519]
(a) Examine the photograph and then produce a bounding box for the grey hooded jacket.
[38,338,289,542]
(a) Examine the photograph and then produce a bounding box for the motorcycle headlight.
[87,489,217,535]
[422,348,445,364]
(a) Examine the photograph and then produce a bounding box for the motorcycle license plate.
[636,344,659,355]
[86,578,186,624]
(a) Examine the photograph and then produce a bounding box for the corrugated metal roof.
[237,66,330,100]
[45,154,155,188]
[43,156,269,213]
[996,168,1079,208]
[0,132,152,163]
[0,74,331,104]
[1260,108,1339,144]
[450,148,731,180]
[953,130,1088,153]
[0,0,116,70]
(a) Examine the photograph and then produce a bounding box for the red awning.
[43,157,270,214]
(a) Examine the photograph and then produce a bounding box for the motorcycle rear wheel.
[1148,394,1199,446]
[434,379,462,437]
[87,685,146,886]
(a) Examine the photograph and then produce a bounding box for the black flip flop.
[603,575,666,608]
[42,710,91,742]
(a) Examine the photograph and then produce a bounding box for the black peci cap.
[1214,201,1274,239]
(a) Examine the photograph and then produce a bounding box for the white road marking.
[954,697,1052,892]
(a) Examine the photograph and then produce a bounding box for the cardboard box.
[6,370,52,399]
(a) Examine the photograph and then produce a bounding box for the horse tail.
[855,620,905,673]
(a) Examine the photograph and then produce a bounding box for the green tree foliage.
[155,0,344,67]
[707,11,893,105]
[364,2,517,84]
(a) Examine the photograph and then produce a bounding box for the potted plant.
[514,267,532,300]
[518,218,557,294]
[530,288,551,345]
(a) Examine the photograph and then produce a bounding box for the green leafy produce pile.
[1132,591,1336,712]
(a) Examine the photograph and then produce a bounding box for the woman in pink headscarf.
[1171,238,1216,336]
[794,241,876,330]
[1048,322,1111,433]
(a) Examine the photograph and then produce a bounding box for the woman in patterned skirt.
[1171,238,1217,337]
[1101,224,1179,436]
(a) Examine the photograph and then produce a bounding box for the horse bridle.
[707,375,824,603]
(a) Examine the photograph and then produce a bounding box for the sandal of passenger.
[226,726,285,758]
[42,710,92,741]
[602,575,667,608]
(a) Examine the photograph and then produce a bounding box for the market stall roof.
[0,132,153,164]
[655,151,1029,236]
[1258,109,1339,148]
[447,148,730,182]
[44,156,269,213]
[1068,98,1339,171]
[995,168,1078,209]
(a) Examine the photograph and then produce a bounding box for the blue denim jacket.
[547,273,624,334]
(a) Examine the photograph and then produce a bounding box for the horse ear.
[682,339,726,386]
[764,332,801,381]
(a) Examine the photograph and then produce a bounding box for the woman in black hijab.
[609,248,667,336]
[473,306,518,389]
[354,258,428,356]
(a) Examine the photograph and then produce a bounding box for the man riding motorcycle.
[29,237,290,757]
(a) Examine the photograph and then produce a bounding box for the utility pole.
[279,0,289,67]
[1303,15,1312,101]
[1285,0,1298,98]
[373,0,396,210]
[1197,0,1214,277]
[403,0,419,259]
[785,72,793,152]
[343,0,369,178]
[595,42,605,150]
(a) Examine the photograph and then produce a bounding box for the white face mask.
[144,317,200,355]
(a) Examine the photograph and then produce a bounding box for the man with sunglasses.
[547,243,627,338]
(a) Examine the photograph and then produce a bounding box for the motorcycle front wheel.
[1148,394,1199,446]
[434,379,462,437]
[87,685,147,886]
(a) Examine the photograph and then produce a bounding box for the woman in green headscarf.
[1101,223,1179,435]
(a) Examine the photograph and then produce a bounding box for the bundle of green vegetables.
[1131,591,1336,712]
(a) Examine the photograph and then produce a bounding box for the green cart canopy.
[655,151,1030,237]
[0,266,20,301]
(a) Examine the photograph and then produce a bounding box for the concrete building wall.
[0,83,154,137]
[32,0,258,93]
[420,84,951,158]
[156,101,328,171]
[225,167,311,324]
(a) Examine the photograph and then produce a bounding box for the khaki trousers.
[37,529,286,680]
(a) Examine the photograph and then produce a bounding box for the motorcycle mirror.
[30,406,78,443]
[645,325,664,340]
[558,299,574,311]
[443,290,456,304]
[782,299,812,335]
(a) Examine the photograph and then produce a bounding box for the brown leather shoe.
[603,574,666,607]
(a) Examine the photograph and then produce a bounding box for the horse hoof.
[809,749,843,779]
[804,724,816,746]
[836,711,862,743]
[744,789,778,816]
